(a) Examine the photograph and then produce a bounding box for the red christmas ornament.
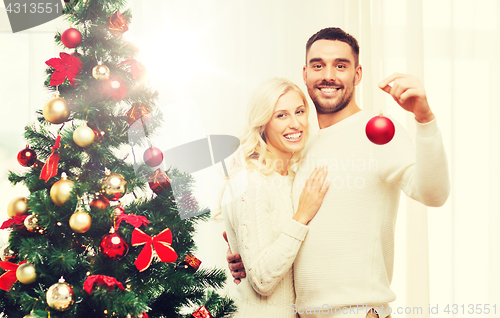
[99,230,129,260]
[148,169,171,195]
[132,228,177,272]
[108,10,129,36]
[100,76,127,101]
[87,123,104,142]
[17,147,37,167]
[126,103,151,125]
[90,196,110,210]
[83,275,125,294]
[178,254,202,273]
[45,52,82,87]
[365,115,395,145]
[192,306,213,318]
[143,147,163,167]
[115,213,149,230]
[61,28,82,48]
[39,135,62,182]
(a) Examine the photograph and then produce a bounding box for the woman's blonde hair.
[238,77,310,176]
[212,78,309,221]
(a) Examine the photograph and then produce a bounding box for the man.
[225,27,450,318]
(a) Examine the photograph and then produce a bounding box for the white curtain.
[1,1,499,316]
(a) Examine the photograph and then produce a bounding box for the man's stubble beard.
[309,77,356,115]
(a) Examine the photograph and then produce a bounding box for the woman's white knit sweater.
[222,169,308,318]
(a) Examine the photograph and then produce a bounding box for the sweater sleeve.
[383,118,451,207]
[228,170,309,296]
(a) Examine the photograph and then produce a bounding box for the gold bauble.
[50,173,74,207]
[43,97,70,124]
[46,277,74,311]
[23,314,36,318]
[92,63,110,80]
[7,197,29,218]
[69,210,91,233]
[73,124,95,147]
[16,262,37,284]
[101,173,127,201]
[24,214,39,232]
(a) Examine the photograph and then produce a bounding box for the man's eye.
[337,64,346,69]
[313,64,322,69]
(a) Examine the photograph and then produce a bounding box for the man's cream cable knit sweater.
[291,111,450,318]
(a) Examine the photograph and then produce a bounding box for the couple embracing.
[219,27,450,318]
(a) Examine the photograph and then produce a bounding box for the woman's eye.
[277,113,286,118]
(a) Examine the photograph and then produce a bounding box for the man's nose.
[323,65,336,81]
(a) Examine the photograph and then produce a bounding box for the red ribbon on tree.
[115,213,149,230]
[83,275,125,294]
[40,135,61,182]
[0,215,28,229]
[0,260,27,291]
[131,228,178,272]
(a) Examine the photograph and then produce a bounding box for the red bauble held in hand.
[143,147,163,167]
[366,115,395,145]
[61,28,82,48]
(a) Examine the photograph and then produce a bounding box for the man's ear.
[354,64,362,86]
[302,65,307,85]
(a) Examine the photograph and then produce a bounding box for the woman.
[221,78,330,317]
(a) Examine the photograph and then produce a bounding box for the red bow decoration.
[40,135,61,182]
[83,275,125,294]
[131,228,177,272]
[115,213,149,230]
[45,52,83,87]
[118,58,147,80]
[0,215,28,229]
[0,260,27,291]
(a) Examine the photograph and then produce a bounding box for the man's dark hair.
[306,27,360,66]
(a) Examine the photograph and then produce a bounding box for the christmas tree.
[1,0,235,317]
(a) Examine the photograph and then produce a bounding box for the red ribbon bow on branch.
[0,215,28,229]
[83,275,125,294]
[0,260,27,291]
[40,135,61,182]
[131,228,177,272]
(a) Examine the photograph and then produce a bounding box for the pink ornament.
[143,147,163,167]
[61,28,82,48]
[365,115,395,145]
